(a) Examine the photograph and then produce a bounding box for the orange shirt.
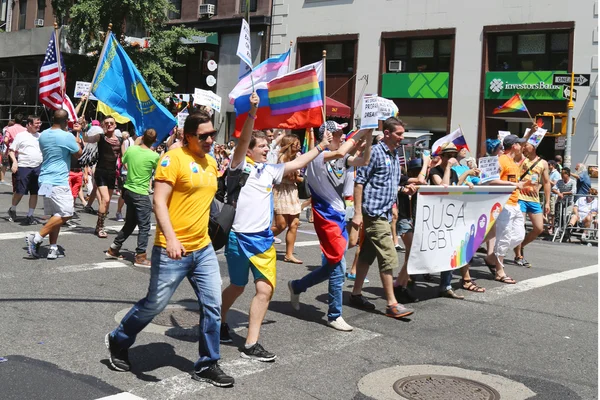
[498,154,520,206]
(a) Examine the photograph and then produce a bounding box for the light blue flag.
[92,33,176,143]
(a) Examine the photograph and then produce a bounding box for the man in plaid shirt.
[349,117,415,319]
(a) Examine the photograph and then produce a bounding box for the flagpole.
[518,93,535,125]
[81,22,112,118]
[53,22,65,101]
[321,50,327,123]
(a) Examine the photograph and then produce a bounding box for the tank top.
[518,156,545,203]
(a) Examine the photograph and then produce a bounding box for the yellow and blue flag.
[92,32,176,142]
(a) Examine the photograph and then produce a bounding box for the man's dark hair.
[249,130,267,150]
[183,111,212,136]
[53,109,69,125]
[13,114,24,125]
[142,128,157,147]
[26,115,40,125]
[562,167,571,176]
[548,160,557,168]
[555,155,563,162]
[382,117,405,134]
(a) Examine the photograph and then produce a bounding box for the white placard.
[194,88,222,113]
[177,111,188,129]
[407,186,514,274]
[497,130,511,143]
[478,156,500,183]
[74,81,97,101]
[361,94,379,129]
[376,97,399,120]
[236,19,252,69]
[525,127,547,148]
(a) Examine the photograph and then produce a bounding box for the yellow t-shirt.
[498,154,520,207]
[518,157,545,203]
[153,147,218,252]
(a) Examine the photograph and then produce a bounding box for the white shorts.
[494,204,525,259]
[42,185,74,217]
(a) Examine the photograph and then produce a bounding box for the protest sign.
[376,97,399,120]
[478,156,500,183]
[361,94,379,129]
[194,88,222,113]
[525,127,547,148]
[74,81,97,100]
[177,111,188,129]
[407,186,514,274]
[498,130,510,143]
[236,19,252,69]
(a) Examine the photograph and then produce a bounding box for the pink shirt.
[4,124,27,146]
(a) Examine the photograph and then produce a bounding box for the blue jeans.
[110,244,222,371]
[291,253,345,321]
[440,270,453,292]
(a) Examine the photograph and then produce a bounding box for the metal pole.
[564,70,575,169]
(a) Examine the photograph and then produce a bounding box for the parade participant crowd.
[0,93,596,389]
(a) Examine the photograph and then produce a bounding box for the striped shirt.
[355,142,401,221]
[555,177,577,203]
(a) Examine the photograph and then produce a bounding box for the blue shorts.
[15,166,40,195]
[519,199,542,214]
[396,218,414,236]
[225,231,273,287]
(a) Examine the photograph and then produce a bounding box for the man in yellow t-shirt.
[105,110,235,388]
[486,134,531,285]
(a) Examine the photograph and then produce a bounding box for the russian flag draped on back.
[231,58,325,137]
[431,128,470,156]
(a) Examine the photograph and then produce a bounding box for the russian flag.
[431,128,470,156]
[231,58,325,137]
[310,189,348,265]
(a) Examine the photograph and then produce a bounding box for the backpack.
[208,164,251,250]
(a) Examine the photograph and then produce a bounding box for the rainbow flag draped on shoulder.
[230,56,325,137]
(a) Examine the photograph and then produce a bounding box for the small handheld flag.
[493,93,528,114]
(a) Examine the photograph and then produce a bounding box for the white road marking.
[53,261,129,274]
[0,225,156,241]
[95,393,146,400]
[294,240,321,247]
[296,229,317,236]
[480,264,598,302]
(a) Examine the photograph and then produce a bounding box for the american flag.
[39,31,66,110]
[62,94,77,122]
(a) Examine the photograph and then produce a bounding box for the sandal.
[495,275,517,284]
[461,279,485,293]
[284,256,303,265]
[514,256,530,267]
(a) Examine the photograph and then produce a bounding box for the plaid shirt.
[355,142,401,221]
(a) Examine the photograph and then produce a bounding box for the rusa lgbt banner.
[407,186,515,274]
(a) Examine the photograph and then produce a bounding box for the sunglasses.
[193,130,217,141]
[442,153,458,158]
[104,121,116,126]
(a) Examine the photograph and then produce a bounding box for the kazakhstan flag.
[91,33,176,142]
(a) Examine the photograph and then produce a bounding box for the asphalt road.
[0,180,597,400]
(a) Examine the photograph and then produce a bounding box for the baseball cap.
[91,120,101,126]
[502,134,526,148]
[317,120,348,139]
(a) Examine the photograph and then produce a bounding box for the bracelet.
[419,172,426,177]
[316,144,324,153]
[248,113,257,120]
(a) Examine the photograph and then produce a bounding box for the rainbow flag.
[268,68,322,115]
[493,93,528,114]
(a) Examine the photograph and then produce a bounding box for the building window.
[168,0,181,20]
[387,36,453,72]
[240,0,258,13]
[18,0,27,30]
[36,0,44,20]
[300,41,355,74]
[1,0,9,25]
[489,31,571,71]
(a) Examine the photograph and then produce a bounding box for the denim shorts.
[518,199,542,214]
[396,218,414,236]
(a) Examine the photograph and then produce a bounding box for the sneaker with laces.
[220,323,233,344]
[273,237,282,244]
[104,333,131,372]
[7,208,17,222]
[192,363,234,387]
[25,215,37,225]
[240,343,277,362]
[133,253,151,268]
[385,303,414,319]
[105,247,124,260]
[72,212,80,220]
[328,317,353,331]
[116,212,124,222]
[25,234,41,258]
[288,280,300,311]
[348,294,376,310]
[47,247,65,260]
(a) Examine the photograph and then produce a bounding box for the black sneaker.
[220,323,233,344]
[348,294,376,310]
[394,285,419,303]
[104,333,131,372]
[240,343,277,362]
[7,208,17,222]
[192,363,234,387]
[25,216,37,225]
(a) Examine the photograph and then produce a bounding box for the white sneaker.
[47,247,64,260]
[328,317,353,332]
[288,281,300,311]
[116,212,124,222]
[273,237,282,244]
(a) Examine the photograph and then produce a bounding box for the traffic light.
[560,117,576,135]
[535,114,555,133]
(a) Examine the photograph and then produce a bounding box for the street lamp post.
[564,70,575,169]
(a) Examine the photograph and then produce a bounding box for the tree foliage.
[51,0,206,100]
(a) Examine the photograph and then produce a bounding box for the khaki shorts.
[358,214,397,272]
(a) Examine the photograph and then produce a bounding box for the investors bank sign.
[485,71,566,100]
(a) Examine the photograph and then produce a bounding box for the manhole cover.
[153,309,199,328]
[393,375,500,400]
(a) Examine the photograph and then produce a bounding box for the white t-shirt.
[306,152,350,214]
[231,159,285,233]
[9,131,42,168]
[576,197,598,219]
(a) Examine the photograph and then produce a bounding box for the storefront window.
[489,31,571,71]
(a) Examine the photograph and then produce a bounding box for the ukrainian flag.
[91,33,176,142]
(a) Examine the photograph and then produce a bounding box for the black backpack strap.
[520,157,542,181]
[225,165,251,207]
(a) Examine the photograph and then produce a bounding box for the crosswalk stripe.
[0,225,156,241]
